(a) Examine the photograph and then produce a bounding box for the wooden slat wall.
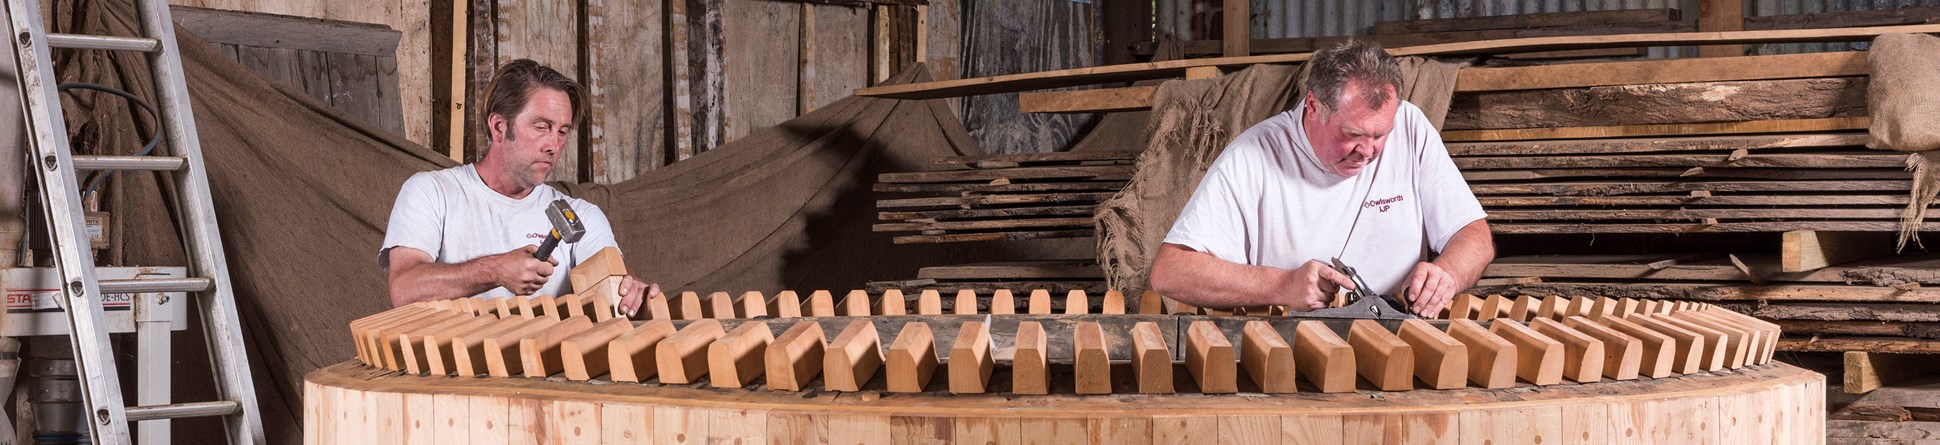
[169,0,434,147]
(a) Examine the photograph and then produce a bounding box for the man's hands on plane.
[1281,260,1357,311]
[489,245,556,295]
[1404,261,1458,317]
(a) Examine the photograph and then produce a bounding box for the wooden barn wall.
[958,0,1100,154]
[168,0,435,147]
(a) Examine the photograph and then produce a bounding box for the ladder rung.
[46,33,160,52]
[72,155,186,171]
[124,401,241,422]
[100,278,213,294]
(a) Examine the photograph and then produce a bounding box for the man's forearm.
[1431,220,1496,291]
[389,258,499,307]
[1149,245,1289,308]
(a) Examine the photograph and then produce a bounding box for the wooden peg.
[1685,310,1763,368]
[1138,290,1164,315]
[1563,316,1641,381]
[452,317,540,377]
[585,277,623,321]
[949,320,994,394]
[1480,294,1511,320]
[484,317,562,377]
[379,311,466,370]
[1676,311,1750,369]
[1349,320,1414,391]
[397,314,481,374]
[1508,295,1537,322]
[704,292,737,319]
[352,307,431,366]
[1028,289,1053,314]
[878,289,908,316]
[1528,317,1604,383]
[1129,322,1173,394]
[1293,321,1355,393]
[1065,290,1089,315]
[1240,321,1296,393]
[608,320,679,380]
[1101,290,1127,314]
[1652,314,1730,371]
[1618,297,1643,316]
[1536,295,1565,320]
[954,290,978,315]
[642,294,671,320]
[568,246,629,295]
[805,290,836,317]
[1491,319,1565,386]
[841,290,872,317]
[708,321,774,388]
[1626,314,1706,375]
[1186,321,1235,394]
[415,316,499,376]
[767,320,826,391]
[990,289,1016,314]
[768,290,802,318]
[513,296,539,319]
[532,294,563,320]
[559,318,633,381]
[1591,315,1672,378]
[1589,297,1620,320]
[1708,309,1782,364]
[559,294,588,319]
[917,289,943,315]
[1570,296,1597,318]
[1446,319,1516,389]
[519,315,595,378]
[1449,294,1480,320]
[656,319,727,384]
[1398,319,1467,390]
[824,320,884,391]
[887,322,938,393]
[1013,322,1049,395]
[1074,322,1112,394]
[675,291,705,320]
[736,291,769,319]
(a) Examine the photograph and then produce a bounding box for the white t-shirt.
[379,164,619,299]
[1163,100,1486,297]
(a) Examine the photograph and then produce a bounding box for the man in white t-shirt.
[379,59,660,316]
[1149,40,1494,317]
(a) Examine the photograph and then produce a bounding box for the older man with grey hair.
[1147,39,1494,317]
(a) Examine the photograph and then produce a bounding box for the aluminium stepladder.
[5,0,264,443]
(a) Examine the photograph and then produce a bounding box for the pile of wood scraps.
[865,260,1107,296]
[872,150,1136,243]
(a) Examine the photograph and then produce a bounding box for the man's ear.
[487,113,508,142]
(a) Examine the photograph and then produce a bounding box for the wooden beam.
[1698,0,1746,57]
[1440,117,1870,142]
[1018,86,1155,114]
[1375,8,1680,34]
[1130,322,1173,394]
[1783,230,1895,272]
[1455,51,1865,92]
[854,24,1940,100]
[445,0,468,162]
[1786,337,1940,354]
[824,320,884,391]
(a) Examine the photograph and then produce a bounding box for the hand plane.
[1296,257,1418,320]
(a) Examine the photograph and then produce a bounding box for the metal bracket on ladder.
[5,0,264,443]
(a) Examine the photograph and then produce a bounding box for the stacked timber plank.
[873,151,1137,243]
[1442,51,1928,234]
[348,290,1780,396]
[865,260,1108,296]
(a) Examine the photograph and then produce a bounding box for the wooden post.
[766,320,826,391]
[887,322,938,392]
[1293,321,1355,393]
[948,320,993,394]
[1697,0,1745,57]
[656,319,727,384]
[707,321,774,388]
[1185,321,1236,394]
[1130,322,1173,394]
[1845,352,1936,394]
[824,320,884,391]
[1397,319,1467,390]
[1221,0,1248,57]
[1074,322,1112,394]
[445,0,469,162]
[1348,320,1414,391]
[1013,322,1048,395]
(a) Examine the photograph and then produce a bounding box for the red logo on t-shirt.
[1363,195,1405,213]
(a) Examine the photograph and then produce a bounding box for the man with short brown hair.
[379,59,660,316]
[1148,40,1494,317]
